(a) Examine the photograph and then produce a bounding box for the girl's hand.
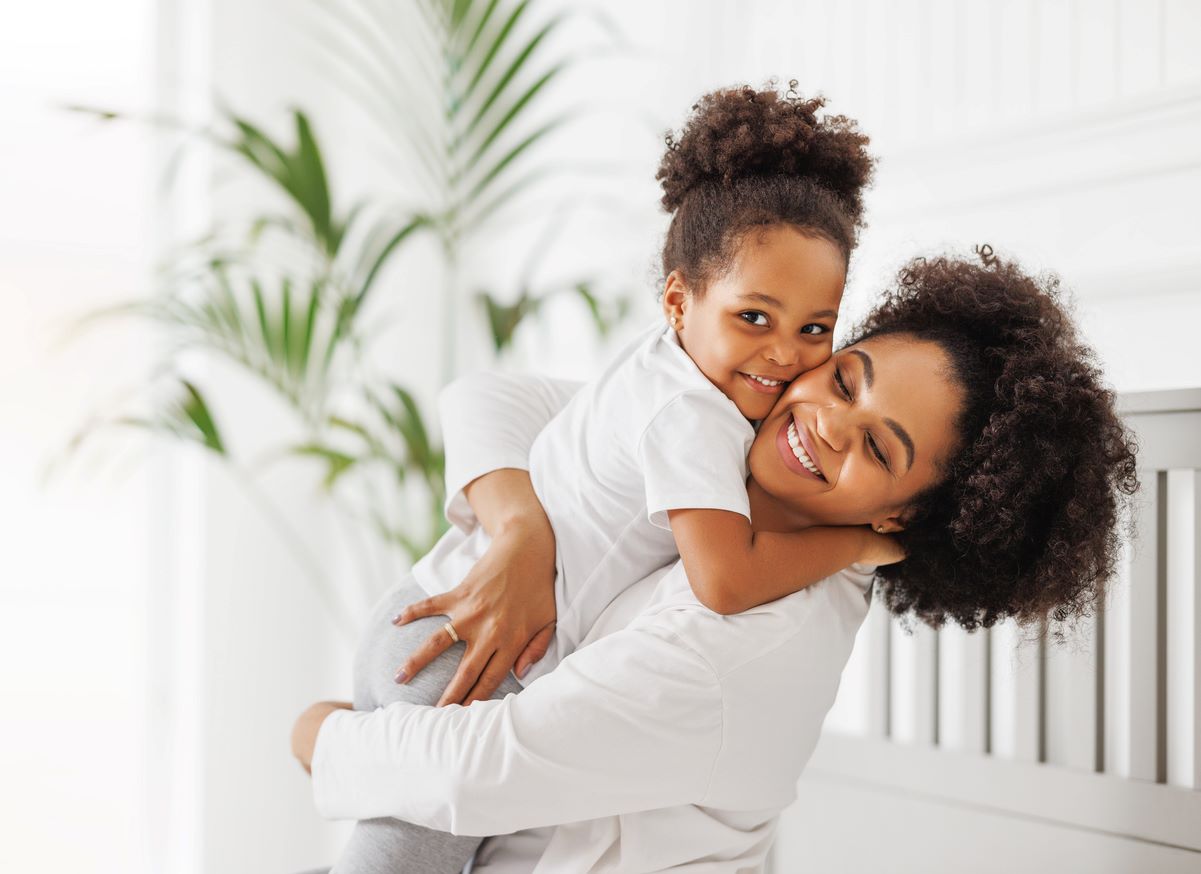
[860,529,907,566]
[392,516,557,706]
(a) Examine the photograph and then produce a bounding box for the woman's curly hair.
[851,251,1139,632]
[657,81,875,291]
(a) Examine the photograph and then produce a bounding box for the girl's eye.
[867,434,890,470]
[834,367,851,400]
[739,311,769,327]
[800,323,829,335]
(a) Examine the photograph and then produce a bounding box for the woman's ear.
[661,270,689,329]
[870,513,908,535]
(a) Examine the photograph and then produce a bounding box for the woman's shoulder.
[630,563,874,679]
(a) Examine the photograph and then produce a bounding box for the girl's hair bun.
[657,81,874,225]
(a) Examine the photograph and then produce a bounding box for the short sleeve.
[637,390,755,530]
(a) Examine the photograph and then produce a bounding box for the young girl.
[405,83,891,695]
[317,83,884,874]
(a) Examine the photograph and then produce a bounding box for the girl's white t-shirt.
[412,322,755,684]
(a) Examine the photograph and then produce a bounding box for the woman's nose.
[815,403,850,452]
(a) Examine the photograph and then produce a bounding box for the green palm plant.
[62,0,634,638]
[309,0,627,370]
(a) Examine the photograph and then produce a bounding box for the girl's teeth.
[748,374,782,386]
[786,421,822,477]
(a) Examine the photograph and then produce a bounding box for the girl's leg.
[333,580,521,874]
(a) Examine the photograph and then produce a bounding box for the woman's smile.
[776,414,826,480]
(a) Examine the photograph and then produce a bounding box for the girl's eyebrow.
[737,292,837,320]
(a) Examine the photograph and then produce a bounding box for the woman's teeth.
[746,374,782,386]
[786,420,823,478]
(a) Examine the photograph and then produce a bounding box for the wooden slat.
[990,619,1043,762]
[1044,611,1100,771]
[937,623,989,754]
[890,619,938,745]
[1165,470,1200,789]
[867,596,891,738]
[1117,471,1166,781]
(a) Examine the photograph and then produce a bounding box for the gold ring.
[443,621,460,644]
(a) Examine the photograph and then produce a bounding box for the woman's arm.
[311,621,723,835]
[392,371,581,703]
[439,371,580,533]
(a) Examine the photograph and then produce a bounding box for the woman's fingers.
[394,625,457,685]
[513,623,556,679]
[436,649,496,707]
[392,594,448,626]
[462,654,520,706]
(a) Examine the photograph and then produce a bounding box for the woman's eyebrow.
[849,348,915,470]
[848,349,874,386]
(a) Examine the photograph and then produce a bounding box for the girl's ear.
[661,270,689,329]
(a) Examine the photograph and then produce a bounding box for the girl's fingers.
[513,623,556,679]
[437,649,496,707]
[394,626,456,685]
[392,594,448,626]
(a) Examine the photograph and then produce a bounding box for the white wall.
[0,2,156,872]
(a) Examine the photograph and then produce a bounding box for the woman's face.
[748,334,964,532]
[662,225,846,421]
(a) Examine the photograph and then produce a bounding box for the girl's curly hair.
[657,82,875,291]
[851,252,1139,631]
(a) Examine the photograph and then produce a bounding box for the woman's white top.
[411,323,755,684]
[312,372,875,873]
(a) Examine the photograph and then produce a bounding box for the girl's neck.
[746,476,811,533]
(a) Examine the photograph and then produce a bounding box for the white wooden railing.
[803,389,1201,853]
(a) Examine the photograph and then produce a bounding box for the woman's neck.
[746,476,811,533]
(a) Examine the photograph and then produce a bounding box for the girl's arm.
[668,510,899,614]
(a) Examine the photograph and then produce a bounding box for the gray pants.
[330,580,523,874]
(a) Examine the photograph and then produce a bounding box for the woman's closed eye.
[835,367,892,471]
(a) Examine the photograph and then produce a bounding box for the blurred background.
[3,1,1200,872]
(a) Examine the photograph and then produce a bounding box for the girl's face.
[662,225,846,422]
[748,334,964,533]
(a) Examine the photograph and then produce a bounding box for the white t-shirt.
[313,372,876,874]
[412,323,755,683]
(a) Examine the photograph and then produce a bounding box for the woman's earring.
[670,316,678,327]
[876,526,886,533]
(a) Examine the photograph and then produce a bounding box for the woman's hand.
[393,515,558,706]
[291,700,352,774]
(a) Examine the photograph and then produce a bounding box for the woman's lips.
[739,372,788,394]
[776,416,824,481]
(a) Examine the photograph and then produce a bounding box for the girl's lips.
[775,416,824,481]
[739,372,788,395]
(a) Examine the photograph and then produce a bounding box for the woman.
[293,253,1138,873]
